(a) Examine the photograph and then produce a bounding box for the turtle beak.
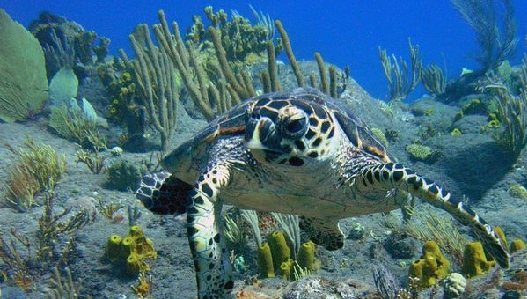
[245,117,279,151]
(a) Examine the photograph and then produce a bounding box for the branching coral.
[421,64,446,96]
[0,229,35,290]
[123,23,180,152]
[483,58,527,159]
[48,103,101,147]
[47,266,83,299]
[4,138,66,212]
[75,147,106,174]
[38,192,93,263]
[0,192,91,291]
[379,38,422,102]
[120,7,338,132]
[450,0,517,72]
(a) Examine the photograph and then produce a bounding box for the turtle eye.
[286,118,305,134]
[282,113,308,139]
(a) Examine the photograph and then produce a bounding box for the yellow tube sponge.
[120,236,136,259]
[128,225,145,238]
[127,252,150,274]
[106,225,157,274]
[126,225,157,259]
[106,234,122,260]
[409,240,450,288]
[462,241,496,278]
[510,239,526,253]
[268,231,291,272]
[257,243,275,278]
[297,240,320,271]
[133,236,157,259]
[280,258,294,281]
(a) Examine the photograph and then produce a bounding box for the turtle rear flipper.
[136,171,192,215]
[357,163,510,268]
[300,217,344,251]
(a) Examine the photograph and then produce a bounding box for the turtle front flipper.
[300,217,344,251]
[136,171,191,215]
[188,164,233,299]
[356,163,510,268]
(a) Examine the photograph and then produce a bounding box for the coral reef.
[2,4,526,299]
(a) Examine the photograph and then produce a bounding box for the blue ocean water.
[2,0,527,101]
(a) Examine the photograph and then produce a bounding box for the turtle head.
[245,97,338,166]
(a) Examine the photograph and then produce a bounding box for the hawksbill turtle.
[136,87,509,299]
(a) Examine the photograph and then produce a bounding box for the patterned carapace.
[136,88,510,299]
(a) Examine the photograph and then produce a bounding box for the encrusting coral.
[406,143,433,162]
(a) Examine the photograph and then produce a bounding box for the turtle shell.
[161,87,391,180]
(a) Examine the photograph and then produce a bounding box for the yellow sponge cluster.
[106,225,157,274]
[462,241,496,278]
[409,240,451,288]
[257,231,320,281]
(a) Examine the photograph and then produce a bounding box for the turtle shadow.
[441,140,515,202]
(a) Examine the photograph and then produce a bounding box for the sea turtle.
[136,87,509,299]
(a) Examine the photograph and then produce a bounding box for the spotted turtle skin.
[136,87,509,299]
